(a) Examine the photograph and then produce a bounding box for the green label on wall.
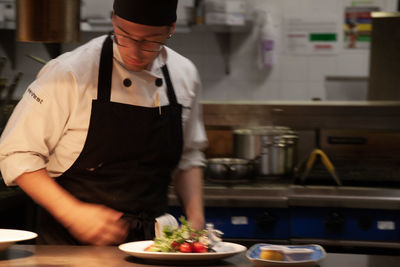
[309,33,337,42]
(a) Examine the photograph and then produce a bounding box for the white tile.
[201,80,228,101]
[307,56,337,81]
[229,51,281,82]
[201,54,227,80]
[335,52,369,76]
[308,81,326,101]
[279,55,308,81]
[184,54,205,79]
[280,81,309,100]
[252,80,281,100]
[282,0,308,18]
[169,32,219,54]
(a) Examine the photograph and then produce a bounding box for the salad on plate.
[145,216,221,253]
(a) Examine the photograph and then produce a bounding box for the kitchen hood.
[16,0,80,43]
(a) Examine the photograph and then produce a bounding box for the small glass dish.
[247,243,326,267]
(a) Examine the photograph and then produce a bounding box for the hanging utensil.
[0,78,7,100]
[0,57,7,77]
[26,54,48,65]
[299,148,342,186]
[2,72,23,105]
[0,72,23,129]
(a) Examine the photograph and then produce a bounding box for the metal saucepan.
[233,126,291,160]
[205,158,255,184]
[233,126,299,176]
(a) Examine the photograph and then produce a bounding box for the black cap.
[113,0,178,26]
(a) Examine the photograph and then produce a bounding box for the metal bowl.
[205,158,255,183]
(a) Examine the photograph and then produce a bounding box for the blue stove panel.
[168,206,290,240]
[290,207,400,242]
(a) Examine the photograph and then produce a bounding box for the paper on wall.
[284,18,339,55]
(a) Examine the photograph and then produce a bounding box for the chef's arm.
[173,166,205,230]
[15,169,128,245]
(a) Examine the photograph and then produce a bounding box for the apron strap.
[97,35,113,102]
[161,64,178,105]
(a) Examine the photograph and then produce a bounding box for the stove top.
[204,158,400,189]
[293,158,400,188]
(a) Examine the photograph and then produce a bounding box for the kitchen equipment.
[233,126,298,176]
[260,135,286,176]
[2,72,22,105]
[259,128,298,177]
[298,148,342,186]
[282,134,299,174]
[0,56,7,76]
[233,126,291,160]
[16,0,80,43]
[246,243,326,266]
[26,54,48,65]
[0,72,23,129]
[205,158,255,183]
[368,12,400,100]
[0,78,7,98]
[233,128,261,160]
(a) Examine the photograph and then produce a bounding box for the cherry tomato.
[192,242,207,253]
[179,242,193,253]
[171,241,180,251]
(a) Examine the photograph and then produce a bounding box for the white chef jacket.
[0,35,208,186]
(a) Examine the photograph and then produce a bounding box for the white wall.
[0,0,397,101]
[176,0,397,101]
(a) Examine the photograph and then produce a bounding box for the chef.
[0,0,207,245]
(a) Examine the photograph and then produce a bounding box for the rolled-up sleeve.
[178,75,208,170]
[0,60,76,185]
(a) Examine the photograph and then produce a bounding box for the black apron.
[36,36,183,245]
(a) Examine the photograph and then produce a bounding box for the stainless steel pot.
[233,126,290,160]
[259,133,299,176]
[233,126,299,176]
[205,158,254,183]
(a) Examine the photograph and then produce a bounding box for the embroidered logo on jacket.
[27,88,44,104]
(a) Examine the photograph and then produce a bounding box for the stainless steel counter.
[169,181,400,209]
[1,245,400,267]
[289,185,400,209]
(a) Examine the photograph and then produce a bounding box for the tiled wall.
[169,0,396,101]
[0,0,397,101]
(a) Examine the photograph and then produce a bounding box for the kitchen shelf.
[0,20,252,72]
[81,19,252,33]
[79,21,253,74]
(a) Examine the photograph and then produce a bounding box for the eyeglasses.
[111,32,166,52]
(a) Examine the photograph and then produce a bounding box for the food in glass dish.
[260,249,284,261]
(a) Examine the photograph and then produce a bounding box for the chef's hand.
[190,218,205,231]
[61,202,129,245]
[14,169,128,245]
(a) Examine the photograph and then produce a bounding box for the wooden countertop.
[1,245,400,267]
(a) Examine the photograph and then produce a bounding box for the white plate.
[119,240,246,261]
[0,229,38,251]
[246,243,327,267]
